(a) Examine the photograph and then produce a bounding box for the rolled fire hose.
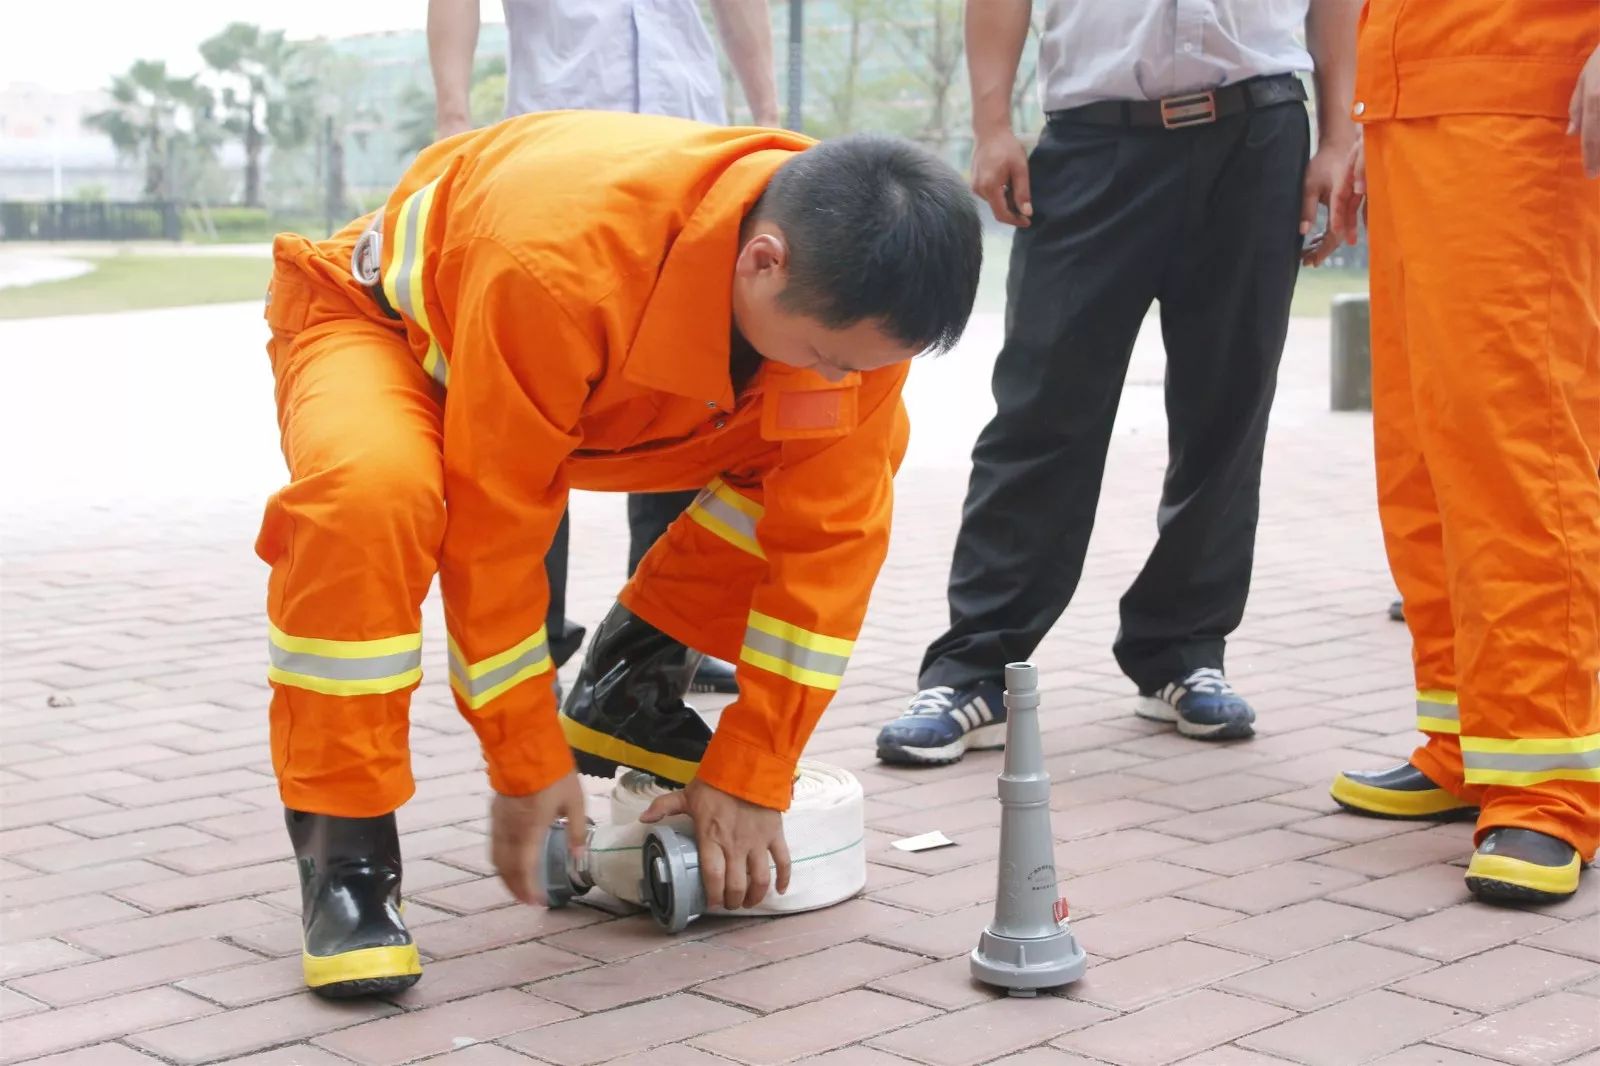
[544,761,866,931]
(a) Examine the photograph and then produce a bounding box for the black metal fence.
[0,201,182,242]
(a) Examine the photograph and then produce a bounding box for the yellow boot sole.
[1330,773,1476,821]
[1466,850,1580,905]
[303,942,422,999]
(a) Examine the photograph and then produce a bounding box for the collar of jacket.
[622,146,801,412]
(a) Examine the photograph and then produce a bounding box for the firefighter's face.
[732,226,921,383]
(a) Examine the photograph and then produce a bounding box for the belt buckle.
[1160,90,1217,129]
[351,216,383,286]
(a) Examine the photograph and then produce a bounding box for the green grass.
[0,254,272,320]
[975,232,1367,318]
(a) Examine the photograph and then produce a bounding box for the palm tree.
[85,59,214,199]
[200,22,315,207]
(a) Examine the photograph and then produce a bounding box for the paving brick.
[114,861,292,912]
[1239,990,1476,1066]
[9,745,187,781]
[10,937,261,1006]
[1314,827,1475,878]
[1073,941,1263,1012]
[0,793,118,831]
[693,989,936,1064]
[404,940,592,1008]
[701,898,914,960]
[1051,829,1194,876]
[10,1045,169,1066]
[415,874,521,914]
[868,954,1002,1010]
[1149,801,1311,843]
[869,859,1000,914]
[66,899,281,955]
[1360,902,1563,962]
[1057,989,1293,1066]
[0,859,171,910]
[868,902,994,959]
[16,825,219,873]
[177,953,306,1007]
[128,991,400,1063]
[533,940,758,1012]
[1392,944,1600,1013]
[2,893,146,944]
[1053,799,1185,841]
[1328,864,1474,919]
[601,1047,750,1066]
[1,770,153,806]
[1177,860,1369,915]
[790,1051,923,1066]
[1135,774,1300,813]
[1295,812,1431,843]
[870,993,1111,1066]
[1364,1049,1506,1066]
[61,797,254,838]
[1222,939,1437,1010]
[312,988,574,1066]
[508,992,753,1066]
[1170,1050,1288,1066]
[210,1047,365,1066]
[697,941,922,1011]
[0,986,218,1063]
[0,823,84,857]
[1433,992,1600,1066]
[92,769,273,809]
[1058,860,1217,918]
[988,1052,1107,1066]
[1068,897,1243,960]
[1193,899,1397,960]
[1521,914,1600,963]
[413,900,606,959]
[0,986,48,1019]
[0,937,99,981]
[1168,828,1338,875]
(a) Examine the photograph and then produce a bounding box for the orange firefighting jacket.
[1352,0,1597,123]
[362,111,910,808]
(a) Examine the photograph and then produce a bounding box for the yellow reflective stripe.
[1461,732,1600,785]
[448,627,553,710]
[686,478,765,559]
[739,611,854,692]
[381,178,449,388]
[1416,690,1459,735]
[746,611,854,658]
[267,623,422,697]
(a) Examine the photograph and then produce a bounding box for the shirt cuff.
[474,699,575,796]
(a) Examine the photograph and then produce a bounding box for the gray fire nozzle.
[969,662,1088,996]
[640,824,706,933]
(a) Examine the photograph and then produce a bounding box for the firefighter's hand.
[1571,43,1600,179]
[1324,135,1366,258]
[640,778,791,910]
[971,126,1033,228]
[490,773,587,906]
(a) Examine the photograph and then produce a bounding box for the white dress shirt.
[501,0,728,123]
[1039,0,1313,112]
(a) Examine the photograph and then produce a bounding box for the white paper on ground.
[892,831,957,852]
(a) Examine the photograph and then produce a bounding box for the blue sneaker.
[876,682,1007,765]
[1136,668,1255,740]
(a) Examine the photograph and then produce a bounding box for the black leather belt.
[1046,73,1306,130]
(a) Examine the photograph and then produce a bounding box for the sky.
[2,0,504,93]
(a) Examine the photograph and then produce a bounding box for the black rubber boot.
[1467,827,1581,905]
[1330,763,1478,821]
[559,602,712,786]
[286,809,421,999]
[690,655,740,695]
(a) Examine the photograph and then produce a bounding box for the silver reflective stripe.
[270,644,421,682]
[742,628,849,676]
[1417,698,1458,721]
[450,637,551,698]
[696,488,758,542]
[394,195,422,320]
[428,354,449,388]
[1463,750,1600,773]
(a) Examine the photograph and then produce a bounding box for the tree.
[394,55,508,159]
[200,22,315,207]
[85,59,215,199]
[883,0,967,157]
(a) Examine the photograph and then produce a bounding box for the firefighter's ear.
[735,228,789,279]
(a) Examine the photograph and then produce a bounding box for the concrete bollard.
[970,662,1087,996]
[1330,293,1372,412]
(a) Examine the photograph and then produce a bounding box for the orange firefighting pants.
[257,272,785,818]
[1366,115,1600,859]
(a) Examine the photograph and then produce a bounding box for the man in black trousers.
[876,0,1360,765]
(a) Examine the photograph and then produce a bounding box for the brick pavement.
[1,299,1596,1064]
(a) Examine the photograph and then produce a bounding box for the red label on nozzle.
[1053,898,1070,924]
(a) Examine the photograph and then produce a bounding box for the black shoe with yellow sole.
[1330,763,1478,821]
[559,602,711,787]
[1467,827,1581,905]
[287,809,422,998]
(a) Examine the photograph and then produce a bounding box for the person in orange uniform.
[259,110,982,996]
[1318,1,1600,904]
